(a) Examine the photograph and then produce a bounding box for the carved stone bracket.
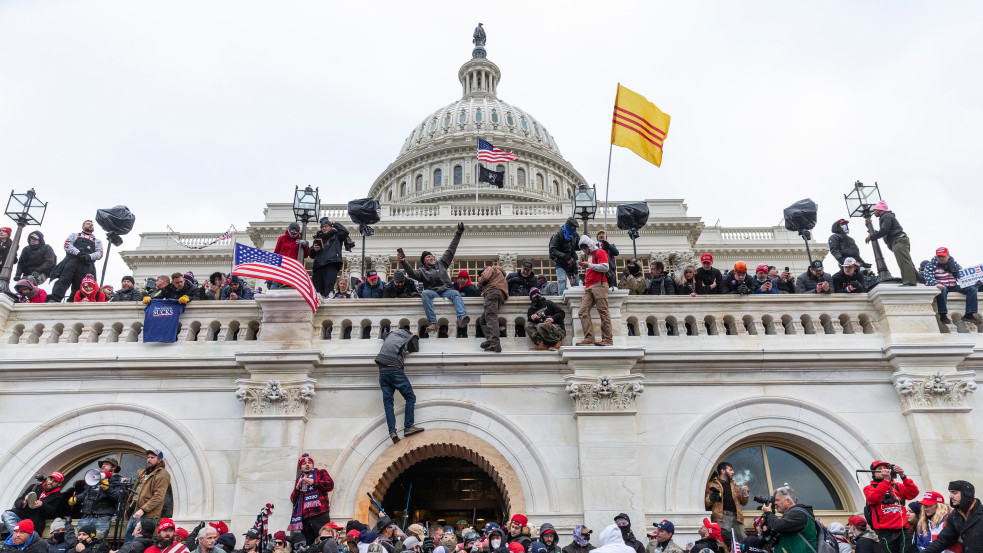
[371,254,392,279]
[564,374,644,415]
[649,251,697,271]
[235,378,317,420]
[343,254,361,278]
[498,252,517,273]
[892,371,977,414]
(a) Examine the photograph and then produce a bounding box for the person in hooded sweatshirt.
[560,527,594,553]
[73,275,107,303]
[116,520,158,553]
[15,230,57,285]
[589,525,634,553]
[534,524,560,553]
[866,200,917,286]
[613,515,644,553]
[827,219,869,268]
[271,222,310,289]
[13,280,47,303]
[0,227,16,270]
[309,217,350,297]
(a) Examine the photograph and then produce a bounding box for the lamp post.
[573,183,597,236]
[0,189,47,294]
[292,185,320,264]
[844,180,895,282]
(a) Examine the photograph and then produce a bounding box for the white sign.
[958,263,983,287]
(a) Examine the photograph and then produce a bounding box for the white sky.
[2,1,981,287]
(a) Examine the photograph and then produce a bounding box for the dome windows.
[430,119,438,132]
[459,111,467,124]
[415,175,423,192]
[533,124,541,138]
[516,168,526,187]
[544,132,551,146]
[491,110,499,124]
[475,110,483,123]
[520,119,528,131]
[506,113,515,126]
[444,114,451,127]
[552,179,559,195]
[417,125,425,139]
[400,181,407,196]
[536,173,544,190]
[453,165,463,185]
[434,168,442,187]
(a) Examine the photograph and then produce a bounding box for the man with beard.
[691,520,724,553]
[123,451,170,544]
[48,220,104,303]
[1,520,48,553]
[382,271,419,299]
[145,520,190,553]
[72,525,109,553]
[534,525,560,553]
[612,515,644,553]
[919,481,982,553]
[505,516,531,553]
[232,529,262,553]
[71,457,124,538]
[110,277,147,302]
[113,520,157,553]
[507,261,538,299]
[397,223,470,335]
[863,461,919,553]
[2,472,65,535]
[645,521,682,553]
[14,231,57,286]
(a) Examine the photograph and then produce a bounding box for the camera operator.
[863,461,919,553]
[70,458,125,539]
[704,462,750,542]
[760,486,818,553]
[2,472,65,535]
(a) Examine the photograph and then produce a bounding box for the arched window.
[714,443,845,511]
[534,124,541,137]
[475,110,483,123]
[544,132,551,146]
[400,181,407,196]
[566,187,573,199]
[506,113,515,126]
[417,125,425,139]
[536,173,544,190]
[388,189,393,201]
[459,111,467,124]
[415,175,423,192]
[443,114,451,127]
[429,119,438,132]
[59,446,175,519]
[520,119,529,131]
[433,168,442,187]
[453,165,463,185]
[516,168,526,187]
[491,110,499,123]
[552,179,559,195]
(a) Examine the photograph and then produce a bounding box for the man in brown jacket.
[123,449,171,543]
[704,462,749,542]
[477,265,508,353]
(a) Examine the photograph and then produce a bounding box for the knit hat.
[873,200,888,211]
[457,270,470,279]
[50,518,67,533]
[287,222,301,233]
[298,453,313,467]
[827,522,846,536]
[565,217,578,228]
[79,524,98,537]
[139,519,156,538]
[393,270,406,283]
[508,544,525,553]
[0,227,11,236]
[176,528,190,541]
[122,275,135,284]
[420,251,433,264]
[529,288,542,298]
[81,275,98,289]
[14,520,34,534]
[755,263,769,274]
[530,544,547,553]
[211,522,229,535]
[319,217,331,225]
[217,533,237,550]
[359,532,379,544]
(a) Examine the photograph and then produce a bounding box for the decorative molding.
[498,252,517,273]
[371,254,392,279]
[893,371,977,414]
[235,378,316,419]
[649,250,697,270]
[564,374,644,415]
[882,303,936,314]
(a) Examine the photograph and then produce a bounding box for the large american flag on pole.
[477,137,518,162]
[232,243,320,312]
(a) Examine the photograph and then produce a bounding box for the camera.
[708,487,722,503]
[754,494,773,507]
[34,474,45,482]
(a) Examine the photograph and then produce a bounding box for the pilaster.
[562,288,629,345]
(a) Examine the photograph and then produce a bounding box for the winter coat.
[15,231,57,279]
[71,538,109,553]
[507,270,538,298]
[727,276,755,295]
[455,283,480,297]
[690,538,723,553]
[764,505,818,553]
[591,525,636,553]
[528,299,566,330]
[48,231,102,282]
[621,273,646,295]
[776,276,797,294]
[537,525,561,553]
[10,484,63,533]
[76,476,125,517]
[795,270,832,294]
[131,465,170,519]
[309,223,350,269]
[289,468,335,520]
[752,277,778,294]
[863,477,919,530]
[47,535,71,553]
[110,286,147,302]
[828,222,866,266]
[13,280,46,303]
[560,544,594,553]
[399,229,463,294]
[478,266,508,299]
[157,280,197,301]
[356,279,386,299]
[854,533,880,553]
[383,279,419,298]
[645,273,675,295]
[116,537,155,553]
[375,328,420,369]
[220,283,254,300]
[548,227,580,273]
[1,533,49,553]
[705,476,749,524]
[695,267,725,295]
[273,231,310,262]
[831,269,867,293]
[870,210,906,249]
[646,540,683,553]
[537,281,559,296]
[922,499,982,553]
[924,256,962,287]
[675,275,697,295]
[0,239,16,267]
[597,240,619,286]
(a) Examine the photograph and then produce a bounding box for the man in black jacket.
[309,217,350,297]
[613,514,644,553]
[110,277,147,302]
[866,201,917,286]
[1,520,48,553]
[795,261,832,294]
[548,218,580,295]
[507,261,537,298]
[398,223,469,334]
[382,271,420,299]
[695,254,725,295]
[832,258,868,294]
[116,520,157,553]
[525,289,565,351]
[144,273,196,303]
[645,262,675,296]
[72,458,125,539]
[828,219,869,268]
[47,220,104,303]
[72,525,110,553]
[375,329,424,444]
[15,230,57,285]
[921,481,981,553]
[3,472,64,536]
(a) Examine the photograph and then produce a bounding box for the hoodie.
[14,279,47,303]
[73,275,106,302]
[579,236,609,288]
[16,230,57,279]
[536,524,561,553]
[827,221,866,266]
[591,526,634,553]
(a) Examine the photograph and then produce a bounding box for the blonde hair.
[917,501,951,537]
[675,264,696,287]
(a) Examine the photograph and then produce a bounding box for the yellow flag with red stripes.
[611,84,671,167]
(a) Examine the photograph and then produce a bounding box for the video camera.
[754,494,773,507]
[855,463,897,482]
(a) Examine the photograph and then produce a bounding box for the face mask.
[491,540,501,549]
[841,225,849,234]
[532,296,545,306]
[619,526,630,540]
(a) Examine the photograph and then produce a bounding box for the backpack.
[789,507,838,553]
[863,482,900,528]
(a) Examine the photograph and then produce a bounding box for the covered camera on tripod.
[616,202,650,239]
[348,197,381,237]
[783,198,818,240]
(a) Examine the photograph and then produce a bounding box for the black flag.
[478,166,505,188]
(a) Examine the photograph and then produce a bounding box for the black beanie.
[949,480,975,498]
[565,217,578,228]
[420,251,433,264]
[122,275,135,284]
[138,519,156,537]
[319,217,330,226]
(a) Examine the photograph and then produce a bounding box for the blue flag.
[143,299,186,343]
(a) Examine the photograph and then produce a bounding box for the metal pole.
[297,219,308,264]
[863,209,897,282]
[632,237,638,261]
[360,234,366,281]
[401,482,412,530]
[602,143,613,231]
[99,241,113,288]
[0,222,25,293]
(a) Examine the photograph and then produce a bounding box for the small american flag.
[232,243,320,312]
[477,137,518,162]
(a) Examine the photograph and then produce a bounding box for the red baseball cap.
[158,519,176,532]
[936,247,949,256]
[919,491,945,506]
[325,522,344,531]
[50,471,65,483]
[508,543,525,553]
[847,516,867,529]
[702,518,722,541]
[701,254,713,263]
[870,460,891,471]
[346,530,361,540]
[210,522,229,535]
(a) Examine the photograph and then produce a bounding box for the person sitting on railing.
[536,276,558,297]
[795,260,832,294]
[73,275,108,303]
[768,266,796,294]
[330,277,355,299]
[382,270,418,299]
[548,218,581,295]
[219,275,253,300]
[110,276,146,302]
[507,261,537,298]
[645,262,675,296]
[621,260,646,295]
[14,230,56,286]
[695,254,725,295]
[924,247,979,324]
[356,270,386,299]
[12,279,47,303]
[753,264,778,294]
[143,273,194,305]
[454,270,480,298]
[675,265,698,297]
[526,288,565,351]
[832,258,867,294]
[727,262,753,295]
[397,222,470,335]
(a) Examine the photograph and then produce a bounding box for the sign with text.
[958,263,983,287]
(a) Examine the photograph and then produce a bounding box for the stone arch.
[330,399,557,521]
[664,396,878,513]
[0,403,212,519]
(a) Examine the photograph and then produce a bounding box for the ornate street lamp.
[293,185,320,264]
[573,183,597,236]
[0,189,47,293]
[844,180,895,282]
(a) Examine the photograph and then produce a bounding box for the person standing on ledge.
[866,200,917,286]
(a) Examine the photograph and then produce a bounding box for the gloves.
[142,296,151,305]
[100,479,109,490]
[457,222,465,233]
[708,488,722,503]
[31,271,40,280]
[68,496,77,507]
[77,252,90,260]
[297,240,309,248]
[178,295,190,304]
[737,284,749,295]
[849,281,863,292]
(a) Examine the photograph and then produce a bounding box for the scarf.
[573,526,589,547]
[288,471,320,531]
[39,486,61,500]
[561,225,576,241]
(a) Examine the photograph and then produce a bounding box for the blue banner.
[143,299,186,343]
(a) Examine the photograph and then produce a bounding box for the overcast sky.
[2,1,981,288]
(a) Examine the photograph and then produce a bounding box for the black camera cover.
[348,198,381,226]
[783,198,818,232]
[95,206,136,235]
[616,202,650,231]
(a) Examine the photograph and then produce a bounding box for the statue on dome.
[473,23,486,48]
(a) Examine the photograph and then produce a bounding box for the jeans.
[1,511,21,534]
[379,369,416,434]
[937,285,978,315]
[421,289,466,324]
[123,518,159,543]
[555,266,580,295]
[78,515,113,538]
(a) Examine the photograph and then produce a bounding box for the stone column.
[562,348,646,533]
[562,288,629,345]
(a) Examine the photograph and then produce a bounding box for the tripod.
[110,483,137,548]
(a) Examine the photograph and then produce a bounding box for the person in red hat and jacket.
[863,460,919,553]
[289,454,335,546]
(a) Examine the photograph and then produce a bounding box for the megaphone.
[84,469,112,486]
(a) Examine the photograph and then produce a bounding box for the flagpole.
[602,142,613,231]
[476,135,480,203]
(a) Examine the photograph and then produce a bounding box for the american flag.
[232,243,320,312]
[477,137,518,162]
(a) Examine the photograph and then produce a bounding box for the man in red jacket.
[863,460,919,553]
[290,454,335,545]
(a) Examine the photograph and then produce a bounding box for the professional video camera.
[753,494,773,507]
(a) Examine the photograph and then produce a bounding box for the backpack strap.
[788,507,822,553]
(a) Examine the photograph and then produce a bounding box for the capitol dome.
[369,30,588,205]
